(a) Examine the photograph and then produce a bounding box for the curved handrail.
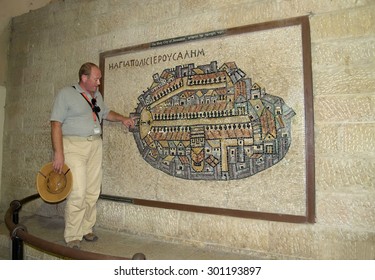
[4,194,146,260]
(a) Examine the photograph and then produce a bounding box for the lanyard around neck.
[72,86,101,123]
[80,92,100,123]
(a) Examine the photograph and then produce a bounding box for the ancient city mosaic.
[130,61,296,180]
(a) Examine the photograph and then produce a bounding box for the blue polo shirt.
[50,84,110,137]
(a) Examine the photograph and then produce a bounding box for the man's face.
[82,67,102,94]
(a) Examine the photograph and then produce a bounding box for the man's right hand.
[53,152,65,174]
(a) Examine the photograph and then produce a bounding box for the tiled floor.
[0,213,261,260]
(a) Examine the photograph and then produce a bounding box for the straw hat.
[36,162,73,203]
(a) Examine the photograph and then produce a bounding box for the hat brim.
[36,162,72,203]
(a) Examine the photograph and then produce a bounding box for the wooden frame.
[99,16,315,223]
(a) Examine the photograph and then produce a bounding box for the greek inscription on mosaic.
[130,61,296,180]
[108,49,206,70]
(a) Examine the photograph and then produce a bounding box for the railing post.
[10,200,24,260]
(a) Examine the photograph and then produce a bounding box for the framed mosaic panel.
[99,16,315,223]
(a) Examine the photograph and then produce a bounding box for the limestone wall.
[1,0,374,259]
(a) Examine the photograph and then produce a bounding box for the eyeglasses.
[91,98,101,113]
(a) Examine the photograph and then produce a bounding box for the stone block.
[314,124,340,155]
[313,64,375,96]
[178,212,270,253]
[312,38,375,67]
[341,123,375,154]
[314,226,375,259]
[310,6,375,41]
[96,200,127,230]
[314,94,375,122]
[269,223,317,259]
[316,193,375,230]
[97,0,179,35]
[112,203,180,238]
[316,157,375,192]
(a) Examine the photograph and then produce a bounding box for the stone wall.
[1,0,374,259]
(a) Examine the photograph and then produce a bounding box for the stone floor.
[0,212,262,260]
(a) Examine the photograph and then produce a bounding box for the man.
[50,62,134,249]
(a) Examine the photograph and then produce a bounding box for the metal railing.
[4,194,146,260]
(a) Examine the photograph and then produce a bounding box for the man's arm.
[105,110,135,128]
[51,121,64,173]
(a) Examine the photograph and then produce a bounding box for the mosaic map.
[130,61,296,180]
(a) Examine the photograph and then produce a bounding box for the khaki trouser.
[63,135,102,243]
